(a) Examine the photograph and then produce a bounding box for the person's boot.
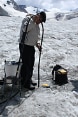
[24,84,35,90]
[28,86,35,90]
[31,80,37,86]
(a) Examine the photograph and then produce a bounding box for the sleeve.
[26,19,34,32]
[22,18,29,32]
[20,17,32,33]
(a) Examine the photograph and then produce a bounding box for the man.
[19,11,46,90]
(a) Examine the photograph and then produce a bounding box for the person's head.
[39,11,46,23]
[34,11,46,24]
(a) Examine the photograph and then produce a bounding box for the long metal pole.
[38,23,44,87]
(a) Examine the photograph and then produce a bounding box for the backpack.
[52,65,68,85]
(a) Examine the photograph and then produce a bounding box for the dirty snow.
[0,14,78,117]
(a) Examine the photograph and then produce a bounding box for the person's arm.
[36,26,42,51]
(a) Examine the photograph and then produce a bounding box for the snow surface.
[0,7,78,117]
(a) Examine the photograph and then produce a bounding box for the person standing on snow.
[19,11,46,90]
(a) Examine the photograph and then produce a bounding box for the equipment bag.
[52,65,68,85]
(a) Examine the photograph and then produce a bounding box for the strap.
[21,17,31,44]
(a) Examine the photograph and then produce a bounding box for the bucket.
[4,61,22,78]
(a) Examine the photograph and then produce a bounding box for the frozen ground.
[0,16,78,117]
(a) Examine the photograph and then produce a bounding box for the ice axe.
[38,23,44,87]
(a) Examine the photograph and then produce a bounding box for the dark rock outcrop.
[55,10,78,21]
[0,6,9,16]
[55,13,64,21]
[9,0,27,13]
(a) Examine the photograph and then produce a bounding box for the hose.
[38,23,44,87]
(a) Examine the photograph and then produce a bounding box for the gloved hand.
[36,43,42,52]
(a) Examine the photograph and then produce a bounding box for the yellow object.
[42,84,50,88]
[58,69,67,74]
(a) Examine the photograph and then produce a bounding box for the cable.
[38,23,44,87]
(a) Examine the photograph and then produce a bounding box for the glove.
[36,43,42,52]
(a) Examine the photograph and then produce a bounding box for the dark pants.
[19,43,35,87]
